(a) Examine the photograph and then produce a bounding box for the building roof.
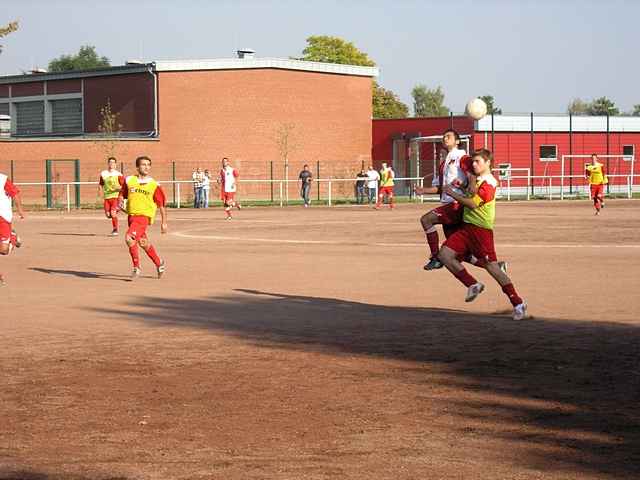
[476,114,640,133]
[0,57,378,85]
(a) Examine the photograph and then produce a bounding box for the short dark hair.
[303,164,309,168]
[443,129,461,142]
[135,156,151,167]
[473,148,493,163]
[591,153,598,157]
[107,157,117,163]
[222,157,229,161]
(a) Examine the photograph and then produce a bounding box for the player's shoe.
[465,282,485,303]
[110,229,119,236]
[424,257,444,271]
[226,216,232,220]
[0,274,5,286]
[498,261,508,274]
[130,267,142,281]
[236,203,242,210]
[156,260,166,279]
[513,302,528,320]
[11,230,21,248]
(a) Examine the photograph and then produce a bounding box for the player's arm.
[117,178,128,211]
[414,185,439,195]
[97,175,104,195]
[444,186,477,209]
[13,191,25,219]
[155,186,168,233]
[5,180,25,219]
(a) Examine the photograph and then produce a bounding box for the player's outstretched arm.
[159,206,168,234]
[414,185,439,195]
[13,192,25,219]
[443,186,477,209]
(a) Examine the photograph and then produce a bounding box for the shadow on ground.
[93,289,640,478]
[0,470,129,480]
[29,268,130,282]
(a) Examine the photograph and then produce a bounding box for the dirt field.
[1,200,639,480]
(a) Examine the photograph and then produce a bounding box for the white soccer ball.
[465,98,488,120]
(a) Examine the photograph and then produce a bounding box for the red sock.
[502,283,523,307]
[454,268,477,287]
[9,232,16,247]
[425,230,439,256]
[389,195,394,208]
[225,208,232,218]
[129,244,140,268]
[143,245,162,267]
[111,215,118,230]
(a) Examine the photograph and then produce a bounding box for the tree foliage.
[568,97,620,116]
[567,98,590,115]
[632,104,640,117]
[479,95,502,114]
[373,82,409,119]
[48,45,110,72]
[300,35,375,66]
[0,21,18,54]
[411,84,449,117]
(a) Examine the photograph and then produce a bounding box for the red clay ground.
[1,200,639,480]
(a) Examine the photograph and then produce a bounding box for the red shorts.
[379,186,394,196]
[222,191,236,205]
[431,202,463,238]
[443,223,498,263]
[127,215,150,241]
[104,198,119,216]
[0,217,12,244]
[590,184,604,199]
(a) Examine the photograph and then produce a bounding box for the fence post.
[176,183,181,209]
[172,161,176,206]
[527,170,531,201]
[66,183,71,212]
[316,161,320,202]
[507,177,511,201]
[270,161,274,202]
[549,178,553,201]
[279,181,283,207]
[328,180,332,206]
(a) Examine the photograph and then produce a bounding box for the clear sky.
[1,0,638,114]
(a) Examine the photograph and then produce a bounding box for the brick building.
[0,52,377,206]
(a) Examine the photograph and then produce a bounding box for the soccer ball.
[465,98,488,120]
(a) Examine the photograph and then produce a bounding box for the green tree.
[588,97,619,116]
[300,35,375,66]
[479,95,502,114]
[300,35,407,119]
[48,45,110,72]
[373,82,409,119]
[411,84,449,117]
[631,104,640,116]
[567,98,590,115]
[0,21,18,54]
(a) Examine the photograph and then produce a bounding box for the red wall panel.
[0,85,8,98]
[47,79,81,95]
[12,81,44,97]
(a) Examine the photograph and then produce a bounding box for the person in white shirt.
[366,166,380,204]
[192,168,204,208]
[201,170,211,208]
[218,157,241,219]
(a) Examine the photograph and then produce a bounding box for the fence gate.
[45,159,80,209]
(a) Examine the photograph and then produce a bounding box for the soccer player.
[437,148,527,321]
[98,157,124,236]
[415,129,473,270]
[585,154,608,215]
[118,156,167,280]
[375,162,395,209]
[298,164,313,207]
[219,157,241,219]
[0,172,25,284]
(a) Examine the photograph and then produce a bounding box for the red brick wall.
[46,79,81,95]
[0,68,373,205]
[12,81,44,97]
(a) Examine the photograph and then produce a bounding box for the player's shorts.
[222,191,236,205]
[443,223,497,263]
[0,217,12,244]
[103,197,119,216]
[431,202,463,237]
[379,186,394,196]
[126,215,150,241]
[590,184,604,199]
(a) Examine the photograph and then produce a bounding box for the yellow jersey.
[124,176,162,223]
[100,169,122,200]
[585,163,608,185]
[380,167,394,187]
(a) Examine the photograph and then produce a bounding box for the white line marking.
[172,231,640,248]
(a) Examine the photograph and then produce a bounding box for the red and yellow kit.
[585,163,607,202]
[99,169,124,215]
[119,176,166,240]
[0,175,19,244]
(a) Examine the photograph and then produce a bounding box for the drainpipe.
[147,63,159,137]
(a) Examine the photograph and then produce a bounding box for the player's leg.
[125,217,143,278]
[107,198,119,234]
[388,190,394,209]
[0,218,14,256]
[420,210,444,270]
[484,262,527,320]
[438,243,485,303]
[139,235,165,278]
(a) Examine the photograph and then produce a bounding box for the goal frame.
[560,154,635,200]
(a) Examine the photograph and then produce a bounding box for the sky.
[1,0,638,114]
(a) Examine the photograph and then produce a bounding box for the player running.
[219,157,241,219]
[415,129,473,270]
[0,172,25,285]
[438,148,527,321]
[98,157,124,236]
[118,156,167,280]
[375,162,395,209]
[585,154,608,215]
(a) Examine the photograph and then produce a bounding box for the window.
[0,103,9,138]
[540,145,557,161]
[51,98,82,134]
[623,145,635,161]
[15,101,45,135]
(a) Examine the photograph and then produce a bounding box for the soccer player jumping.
[0,172,25,285]
[437,148,528,321]
[585,154,608,215]
[415,129,473,270]
[118,156,167,280]
[98,157,124,236]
